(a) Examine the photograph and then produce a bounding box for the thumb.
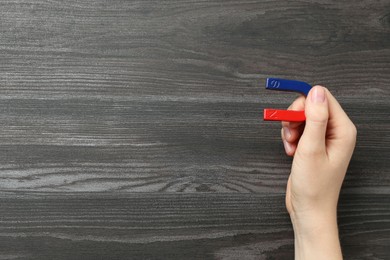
[298,86,329,154]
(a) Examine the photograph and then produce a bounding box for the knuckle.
[351,123,357,136]
[347,123,357,143]
[338,122,357,145]
[297,145,325,158]
[306,109,329,124]
[307,118,328,127]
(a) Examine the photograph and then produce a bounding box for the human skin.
[281,86,357,260]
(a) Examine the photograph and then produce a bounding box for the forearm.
[291,211,343,260]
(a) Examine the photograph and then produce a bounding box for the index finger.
[281,95,306,129]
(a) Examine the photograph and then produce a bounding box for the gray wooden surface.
[0,0,389,259]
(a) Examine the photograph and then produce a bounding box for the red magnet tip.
[264,109,306,122]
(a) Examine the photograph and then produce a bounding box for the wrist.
[290,208,337,235]
[290,210,343,260]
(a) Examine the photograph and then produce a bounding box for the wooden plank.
[0,0,390,194]
[0,192,388,259]
[0,0,389,193]
[0,0,389,258]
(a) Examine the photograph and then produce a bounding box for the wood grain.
[0,0,389,258]
[0,192,388,260]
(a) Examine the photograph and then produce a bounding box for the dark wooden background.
[0,0,389,259]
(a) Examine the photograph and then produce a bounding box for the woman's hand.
[281,86,357,259]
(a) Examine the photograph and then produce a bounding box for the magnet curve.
[263,78,312,122]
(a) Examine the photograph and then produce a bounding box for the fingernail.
[283,127,291,140]
[311,86,325,103]
[283,140,292,154]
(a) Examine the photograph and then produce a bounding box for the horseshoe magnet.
[263,78,312,122]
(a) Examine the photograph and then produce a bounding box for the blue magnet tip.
[266,78,312,96]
